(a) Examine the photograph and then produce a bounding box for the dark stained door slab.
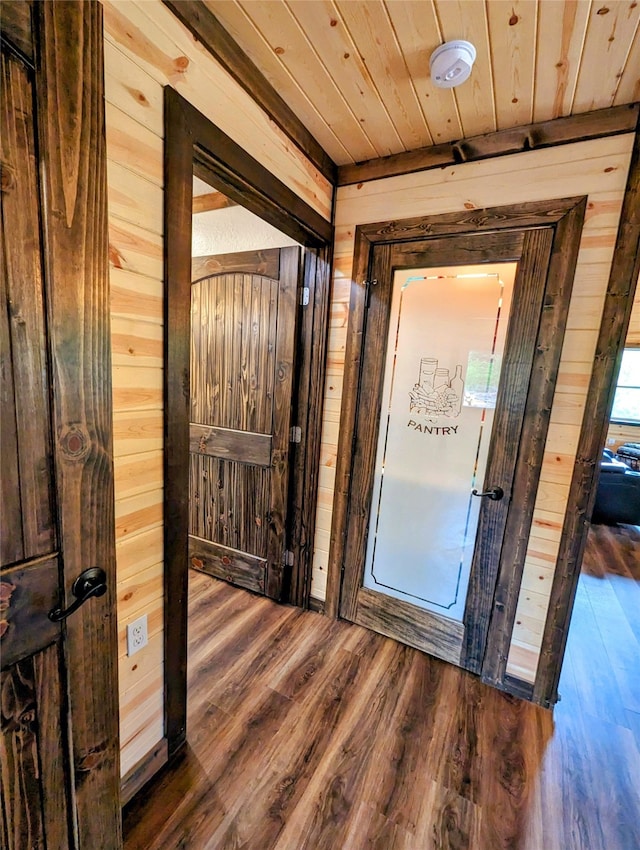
[189,247,300,600]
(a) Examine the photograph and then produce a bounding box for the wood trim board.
[36,2,122,844]
[337,104,639,186]
[0,2,122,844]
[533,119,640,707]
[121,738,169,807]
[189,424,272,466]
[192,248,280,282]
[480,200,587,687]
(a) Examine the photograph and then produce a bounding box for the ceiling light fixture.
[430,40,477,89]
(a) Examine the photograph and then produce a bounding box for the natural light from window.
[611,348,640,424]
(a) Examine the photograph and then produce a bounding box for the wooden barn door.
[0,4,121,849]
[189,248,301,601]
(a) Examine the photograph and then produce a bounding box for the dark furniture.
[592,450,640,525]
[616,442,640,471]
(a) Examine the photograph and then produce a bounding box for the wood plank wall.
[314,134,635,686]
[102,0,331,777]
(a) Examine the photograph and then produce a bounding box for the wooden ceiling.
[203,0,640,167]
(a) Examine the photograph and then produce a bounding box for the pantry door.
[336,201,585,675]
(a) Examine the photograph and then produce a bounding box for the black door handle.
[48,567,107,622]
[471,486,504,501]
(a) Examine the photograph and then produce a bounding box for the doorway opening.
[189,175,303,602]
[164,88,333,759]
[556,291,640,731]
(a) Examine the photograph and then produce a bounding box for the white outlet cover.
[127,614,148,656]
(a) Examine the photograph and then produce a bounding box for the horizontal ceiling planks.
[573,0,640,112]
[486,0,537,129]
[201,0,358,163]
[333,0,432,152]
[384,2,462,144]
[199,0,639,168]
[435,0,497,137]
[533,1,591,122]
[615,23,640,104]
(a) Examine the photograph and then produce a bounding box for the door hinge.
[364,278,378,308]
[290,425,302,443]
[300,286,310,306]
[282,549,294,567]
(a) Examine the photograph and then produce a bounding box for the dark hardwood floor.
[123,524,640,850]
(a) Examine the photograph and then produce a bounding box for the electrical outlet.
[127,614,148,656]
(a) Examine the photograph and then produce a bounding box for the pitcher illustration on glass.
[410,356,464,418]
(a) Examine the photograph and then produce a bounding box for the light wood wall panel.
[317,134,634,687]
[103,0,332,779]
[102,0,331,220]
[607,422,640,450]
[110,268,163,326]
[626,288,640,346]
[113,410,163,459]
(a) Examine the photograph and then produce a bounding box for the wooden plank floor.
[123,524,640,850]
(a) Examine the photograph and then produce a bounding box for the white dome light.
[430,40,477,89]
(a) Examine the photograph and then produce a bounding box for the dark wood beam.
[533,113,640,708]
[162,0,337,185]
[338,104,640,186]
[192,190,237,213]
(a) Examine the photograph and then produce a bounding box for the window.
[611,348,640,424]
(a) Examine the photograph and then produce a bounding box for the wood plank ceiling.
[203,0,640,167]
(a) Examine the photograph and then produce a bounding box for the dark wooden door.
[0,4,121,849]
[338,208,585,676]
[189,247,301,600]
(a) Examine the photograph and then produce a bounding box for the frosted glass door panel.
[363,264,517,621]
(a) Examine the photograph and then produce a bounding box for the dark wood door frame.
[163,87,333,758]
[533,121,640,707]
[326,197,589,703]
[1,2,121,845]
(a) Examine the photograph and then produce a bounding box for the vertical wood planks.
[0,53,55,565]
[0,659,45,850]
[189,248,300,601]
[533,0,591,122]
[486,0,537,129]
[266,246,299,599]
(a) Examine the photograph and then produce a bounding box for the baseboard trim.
[121,737,169,806]
[308,596,325,614]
